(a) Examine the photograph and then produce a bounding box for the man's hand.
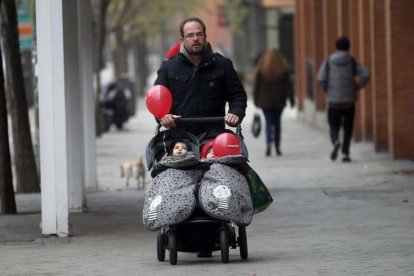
[160,114,181,128]
[224,113,240,127]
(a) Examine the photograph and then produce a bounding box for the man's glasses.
[184,32,205,40]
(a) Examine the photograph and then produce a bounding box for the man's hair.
[335,36,350,51]
[179,17,206,37]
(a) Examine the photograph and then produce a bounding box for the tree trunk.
[112,28,128,79]
[133,33,149,97]
[0,0,39,193]
[93,0,111,136]
[0,44,17,214]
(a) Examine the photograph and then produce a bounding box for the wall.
[294,0,414,160]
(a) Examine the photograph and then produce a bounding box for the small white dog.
[120,155,146,190]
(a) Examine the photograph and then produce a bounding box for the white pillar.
[36,0,69,236]
[78,0,97,193]
[63,0,84,212]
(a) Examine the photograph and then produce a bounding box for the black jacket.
[154,43,247,135]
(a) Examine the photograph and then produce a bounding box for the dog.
[120,155,146,190]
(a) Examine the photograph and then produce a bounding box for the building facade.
[294,0,414,160]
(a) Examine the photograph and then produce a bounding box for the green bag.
[241,163,274,214]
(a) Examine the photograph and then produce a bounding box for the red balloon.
[165,42,181,59]
[213,133,241,157]
[145,85,173,118]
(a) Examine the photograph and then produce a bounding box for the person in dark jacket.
[154,17,247,136]
[317,36,370,162]
[253,48,294,157]
[154,16,247,259]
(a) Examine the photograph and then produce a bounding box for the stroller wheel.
[238,226,248,260]
[220,228,229,263]
[168,231,177,265]
[157,229,165,262]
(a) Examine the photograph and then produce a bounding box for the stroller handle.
[155,116,242,135]
[178,116,224,123]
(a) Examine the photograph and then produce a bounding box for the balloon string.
[162,132,167,155]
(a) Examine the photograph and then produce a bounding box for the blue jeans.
[262,108,284,149]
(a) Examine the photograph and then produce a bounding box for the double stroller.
[143,120,253,265]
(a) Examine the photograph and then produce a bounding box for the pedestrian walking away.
[317,36,370,162]
[153,16,247,136]
[253,48,295,157]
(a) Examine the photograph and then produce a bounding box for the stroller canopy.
[145,128,200,170]
[197,129,249,159]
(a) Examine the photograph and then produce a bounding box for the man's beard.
[187,42,205,56]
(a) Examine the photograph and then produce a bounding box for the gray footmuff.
[199,155,253,226]
[143,154,202,231]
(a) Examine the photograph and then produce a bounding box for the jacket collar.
[180,42,215,68]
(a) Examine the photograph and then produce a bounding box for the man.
[154,17,247,258]
[317,36,370,162]
[154,17,247,136]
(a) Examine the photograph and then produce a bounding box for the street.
[1,99,414,276]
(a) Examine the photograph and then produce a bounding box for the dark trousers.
[328,105,355,155]
[262,108,284,149]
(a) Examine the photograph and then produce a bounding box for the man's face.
[172,142,188,157]
[180,21,206,55]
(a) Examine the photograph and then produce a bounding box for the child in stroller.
[161,140,189,159]
[143,123,253,265]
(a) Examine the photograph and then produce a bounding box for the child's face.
[206,147,215,159]
[172,142,188,157]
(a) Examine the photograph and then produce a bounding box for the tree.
[219,0,249,73]
[91,0,202,134]
[0,0,39,193]
[92,0,111,136]
[0,42,17,214]
[105,0,202,92]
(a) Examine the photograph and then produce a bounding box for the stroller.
[143,118,252,265]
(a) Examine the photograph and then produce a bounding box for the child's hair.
[171,139,188,150]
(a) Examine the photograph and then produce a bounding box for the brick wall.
[313,1,325,111]
[198,1,233,55]
[371,0,388,152]
[386,0,414,159]
[360,0,373,141]
[295,0,305,111]
[338,0,350,37]
[348,0,362,141]
[294,0,414,160]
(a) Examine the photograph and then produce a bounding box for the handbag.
[240,163,273,214]
[251,113,261,138]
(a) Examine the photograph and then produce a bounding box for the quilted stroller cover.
[199,155,253,226]
[143,129,202,231]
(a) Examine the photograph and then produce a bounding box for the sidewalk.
[1,99,414,275]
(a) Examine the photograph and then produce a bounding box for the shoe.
[265,147,271,157]
[330,141,341,161]
[342,156,352,162]
[197,251,212,258]
[276,148,282,156]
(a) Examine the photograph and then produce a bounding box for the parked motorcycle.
[118,75,137,116]
[100,81,131,131]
